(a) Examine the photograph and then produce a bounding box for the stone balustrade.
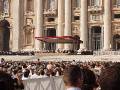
[88,5,103,12]
[43,9,57,16]
[93,51,120,55]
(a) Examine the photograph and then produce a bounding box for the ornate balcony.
[44,22,56,26]
[88,6,103,13]
[43,9,57,16]
[24,11,34,16]
[112,24,120,34]
[112,17,120,24]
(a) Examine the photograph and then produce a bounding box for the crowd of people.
[0,50,94,56]
[0,51,35,55]
[35,49,94,55]
[0,58,120,90]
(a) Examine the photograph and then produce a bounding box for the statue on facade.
[2,0,9,15]
[50,0,57,10]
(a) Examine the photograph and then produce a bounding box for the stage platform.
[0,54,120,62]
[0,56,38,61]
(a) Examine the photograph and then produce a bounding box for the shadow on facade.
[113,34,120,50]
[0,19,10,51]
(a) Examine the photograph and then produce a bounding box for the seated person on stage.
[63,65,83,90]
[99,63,120,90]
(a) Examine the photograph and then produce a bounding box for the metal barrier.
[93,51,120,55]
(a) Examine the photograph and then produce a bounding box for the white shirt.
[38,75,48,78]
[66,87,81,90]
[22,76,29,80]
[30,73,39,79]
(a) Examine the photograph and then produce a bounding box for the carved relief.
[26,18,33,25]
[72,26,79,35]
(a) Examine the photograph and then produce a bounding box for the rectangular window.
[48,18,55,22]
[114,14,120,18]
[74,16,80,21]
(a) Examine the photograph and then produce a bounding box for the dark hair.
[100,63,120,90]
[40,70,45,75]
[24,69,30,78]
[0,71,14,90]
[82,68,98,90]
[63,65,82,87]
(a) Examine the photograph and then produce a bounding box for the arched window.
[24,25,34,46]
[26,0,34,12]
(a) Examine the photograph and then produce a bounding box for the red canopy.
[35,36,83,43]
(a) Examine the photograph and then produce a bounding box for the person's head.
[40,69,45,75]
[0,71,14,90]
[63,65,83,88]
[23,69,30,78]
[99,63,120,90]
[82,68,98,90]
[1,58,5,63]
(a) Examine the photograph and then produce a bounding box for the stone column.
[24,0,27,12]
[34,0,43,50]
[103,0,111,50]
[80,0,88,50]
[89,27,92,50]
[11,0,24,51]
[57,0,64,50]
[64,0,72,50]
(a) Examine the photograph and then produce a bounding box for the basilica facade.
[0,0,120,51]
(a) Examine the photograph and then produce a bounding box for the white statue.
[50,0,56,10]
[3,0,9,14]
